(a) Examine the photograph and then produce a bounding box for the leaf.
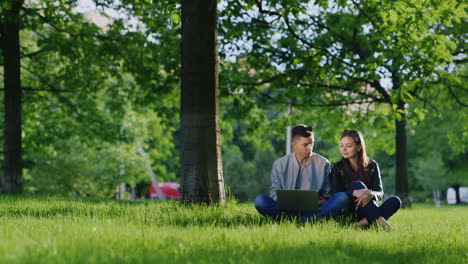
[171,13,180,24]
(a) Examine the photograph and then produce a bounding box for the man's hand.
[318,199,327,206]
[353,189,373,207]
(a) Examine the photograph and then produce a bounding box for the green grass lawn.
[0,196,466,263]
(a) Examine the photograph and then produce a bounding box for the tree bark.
[2,0,23,194]
[180,0,225,204]
[393,68,410,207]
[395,104,410,207]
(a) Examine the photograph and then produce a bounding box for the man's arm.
[269,160,282,201]
[319,160,331,201]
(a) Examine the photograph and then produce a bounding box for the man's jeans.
[347,181,402,223]
[254,192,350,221]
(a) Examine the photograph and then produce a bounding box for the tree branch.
[350,0,388,43]
[298,81,386,103]
[230,73,288,86]
[453,58,468,64]
[23,86,71,93]
[24,7,121,42]
[0,87,71,93]
[20,66,120,135]
[451,49,466,56]
[447,84,468,107]
[254,0,281,17]
[251,86,382,107]
[348,76,392,104]
[20,48,51,59]
[254,0,324,50]
[413,92,439,112]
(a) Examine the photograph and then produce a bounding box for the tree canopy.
[0,0,466,202]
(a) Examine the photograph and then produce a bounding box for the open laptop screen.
[277,190,319,211]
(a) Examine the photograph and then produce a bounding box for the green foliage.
[218,0,467,203]
[2,0,466,202]
[20,104,180,197]
[1,0,181,196]
[219,0,467,145]
[411,151,447,194]
[220,100,282,201]
[222,144,277,201]
[407,108,468,195]
[0,196,466,263]
[24,138,147,197]
[123,106,180,183]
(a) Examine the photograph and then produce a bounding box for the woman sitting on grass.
[329,130,401,230]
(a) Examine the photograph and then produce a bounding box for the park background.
[0,1,467,263]
[1,0,466,204]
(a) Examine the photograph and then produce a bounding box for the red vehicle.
[149,182,180,200]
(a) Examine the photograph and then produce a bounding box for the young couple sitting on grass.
[254,124,402,230]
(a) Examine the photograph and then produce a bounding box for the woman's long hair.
[341,130,371,185]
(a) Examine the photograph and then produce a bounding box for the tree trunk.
[392,68,411,207]
[180,0,225,204]
[2,0,23,194]
[395,107,410,207]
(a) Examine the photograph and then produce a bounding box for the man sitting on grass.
[254,124,350,221]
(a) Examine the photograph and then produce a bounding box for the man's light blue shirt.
[269,152,331,201]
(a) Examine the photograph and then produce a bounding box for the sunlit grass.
[0,196,466,263]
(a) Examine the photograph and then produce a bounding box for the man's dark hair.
[291,124,313,140]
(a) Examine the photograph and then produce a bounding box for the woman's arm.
[369,160,384,202]
[329,162,345,196]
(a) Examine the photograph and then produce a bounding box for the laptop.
[277,190,319,212]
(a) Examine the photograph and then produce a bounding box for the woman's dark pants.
[347,181,402,223]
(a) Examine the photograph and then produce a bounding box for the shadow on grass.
[11,234,465,264]
[1,195,363,228]
[0,196,360,228]
[4,195,465,229]
[0,195,282,227]
[156,242,465,264]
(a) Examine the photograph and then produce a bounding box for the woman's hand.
[352,189,365,198]
[353,189,374,207]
